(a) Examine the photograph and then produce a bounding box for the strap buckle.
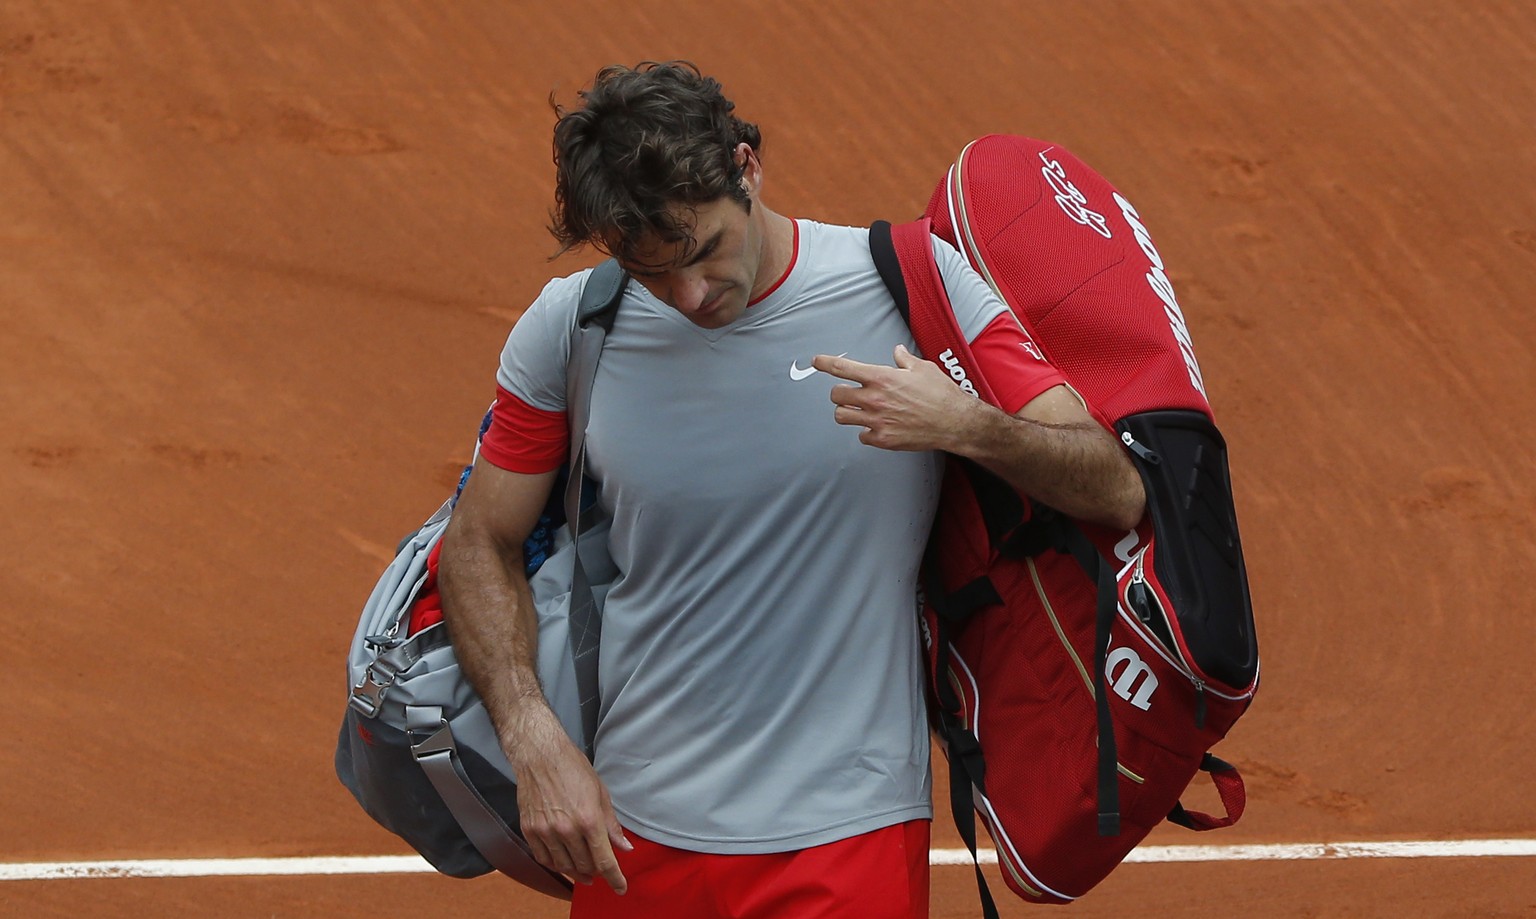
[347,643,414,718]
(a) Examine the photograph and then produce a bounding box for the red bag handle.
[1168,754,1247,831]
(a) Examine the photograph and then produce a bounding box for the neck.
[749,208,795,301]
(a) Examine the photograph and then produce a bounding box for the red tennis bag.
[869,135,1260,909]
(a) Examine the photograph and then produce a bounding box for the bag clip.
[347,643,414,718]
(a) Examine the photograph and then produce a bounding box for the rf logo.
[1105,646,1158,711]
[1038,149,1112,239]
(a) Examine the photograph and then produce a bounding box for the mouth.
[694,288,730,318]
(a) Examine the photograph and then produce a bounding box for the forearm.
[814,349,1146,529]
[951,397,1146,531]
[440,511,629,887]
[438,526,557,752]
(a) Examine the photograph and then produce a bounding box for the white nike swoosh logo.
[789,353,847,381]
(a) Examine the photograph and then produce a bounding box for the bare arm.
[813,346,1145,530]
[438,458,630,893]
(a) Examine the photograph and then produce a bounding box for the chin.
[692,300,747,328]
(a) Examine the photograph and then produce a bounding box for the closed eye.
[624,231,724,280]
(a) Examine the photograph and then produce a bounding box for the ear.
[735,143,762,193]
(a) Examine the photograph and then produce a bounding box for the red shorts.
[570,820,930,919]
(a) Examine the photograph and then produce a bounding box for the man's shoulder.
[537,268,594,312]
[512,267,598,334]
[796,220,878,277]
[926,233,979,278]
[800,220,967,278]
[800,219,869,249]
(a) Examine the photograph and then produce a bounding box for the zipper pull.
[1120,431,1161,466]
[1126,553,1154,624]
[1127,579,1154,625]
[1193,679,1207,731]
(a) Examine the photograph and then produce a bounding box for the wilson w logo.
[938,349,979,397]
[1105,646,1158,711]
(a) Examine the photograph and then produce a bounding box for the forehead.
[617,197,744,271]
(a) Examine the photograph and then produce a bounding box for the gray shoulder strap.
[563,259,627,758]
[394,264,628,892]
[405,705,574,898]
[576,258,627,330]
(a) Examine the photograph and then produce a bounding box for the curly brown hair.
[549,61,763,263]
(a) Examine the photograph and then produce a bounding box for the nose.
[670,272,711,313]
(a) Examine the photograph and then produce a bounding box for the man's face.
[617,195,764,330]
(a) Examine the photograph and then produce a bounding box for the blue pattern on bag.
[452,407,564,577]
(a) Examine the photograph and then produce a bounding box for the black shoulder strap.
[868,220,910,326]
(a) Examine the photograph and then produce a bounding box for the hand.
[814,345,983,451]
[504,707,633,894]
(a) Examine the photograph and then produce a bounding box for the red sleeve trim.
[970,313,1067,415]
[478,386,568,474]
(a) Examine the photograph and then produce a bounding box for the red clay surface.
[4,1,1534,916]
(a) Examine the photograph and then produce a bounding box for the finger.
[565,836,600,881]
[533,818,592,881]
[893,343,923,369]
[524,833,554,872]
[827,383,868,408]
[522,811,580,879]
[589,831,629,895]
[833,405,869,428]
[536,835,581,879]
[812,353,882,383]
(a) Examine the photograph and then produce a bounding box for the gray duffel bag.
[334,261,626,898]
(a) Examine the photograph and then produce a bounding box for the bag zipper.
[1121,548,1256,730]
[1119,427,1208,722]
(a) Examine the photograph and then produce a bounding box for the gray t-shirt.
[496,220,1024,853]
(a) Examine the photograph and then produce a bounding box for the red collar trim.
[748,219,798,307]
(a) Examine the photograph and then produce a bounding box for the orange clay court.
[3,2,1534,917]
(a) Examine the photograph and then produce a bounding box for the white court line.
[4,840,1536,881]
[933,838,1536,865]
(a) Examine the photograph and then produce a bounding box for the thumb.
[893,343,922,368]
